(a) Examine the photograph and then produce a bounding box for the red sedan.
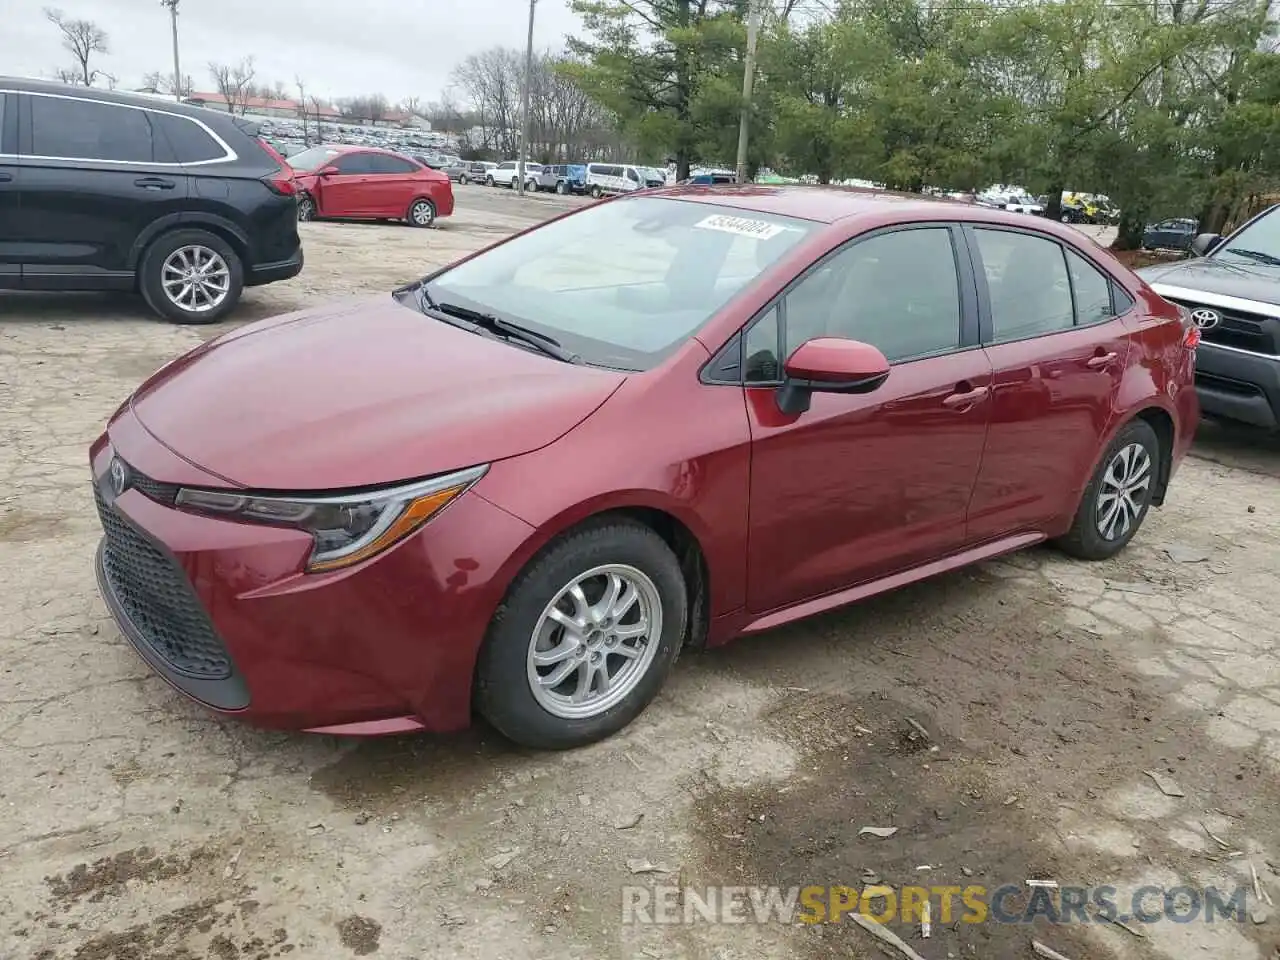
[91,187,1199,749]
[288,145,453,227]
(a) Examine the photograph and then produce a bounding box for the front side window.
[30,95,155,162]
[334,153,375,174]
[973,228,1074,343]
[785,227,962,363]
[626,168,640,183]
[426,198,816,370]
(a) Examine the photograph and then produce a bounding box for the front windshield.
[1214,206,1280,264]
[286,146,341,172]
[426,197,817,370]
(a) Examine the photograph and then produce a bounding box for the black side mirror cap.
[1190,233,1223,257]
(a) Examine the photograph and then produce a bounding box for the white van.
[585,163,666,198]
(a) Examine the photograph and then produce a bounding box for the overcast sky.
[7,0,582,102]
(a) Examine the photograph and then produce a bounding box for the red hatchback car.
[90,187,1199,749]
[287,144,453,227]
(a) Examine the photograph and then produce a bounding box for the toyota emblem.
[109,458,129,496]
[1190,308,1221,329]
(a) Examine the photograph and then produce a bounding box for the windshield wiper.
[417,284,581,364]
[1224,248,1280,266]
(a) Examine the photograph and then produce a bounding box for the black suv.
[0,78,302,324]
[1138,205,1280,429]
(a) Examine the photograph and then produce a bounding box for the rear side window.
[1065,250,1115,325]
[368,154,419,174]
[152,112,225,163]
[30,95,156,162]
[973,228,1074,343]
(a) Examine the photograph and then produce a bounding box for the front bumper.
[90,421,535,733]
[1194,342,1280,429]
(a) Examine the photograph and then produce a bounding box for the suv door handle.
[942,385,990,408]
[1086,352,1118,368]
[134,177,176,190]
[0,172,12,183]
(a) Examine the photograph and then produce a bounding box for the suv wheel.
[1055,419,1160,561]
[486,175,495,187]
[475,519,687,749]
[591,184,603,199]
[460,173,469,185]
[408,197,436,228]
[139,229,244,325]
[297,194,316,222]
[556,181,568,195]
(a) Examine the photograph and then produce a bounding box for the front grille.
[1164,297,1280,355]
[94,486,231,679]
[128,469,179,506]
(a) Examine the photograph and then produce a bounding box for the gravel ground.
[2,187,1278,960]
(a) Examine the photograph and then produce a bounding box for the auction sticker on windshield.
[694,214,787,240]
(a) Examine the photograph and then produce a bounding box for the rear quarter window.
[152,112,227,163]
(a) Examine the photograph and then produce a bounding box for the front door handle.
[1086,352,1118,369]
[134,177,176,190]
[943,386,990,408]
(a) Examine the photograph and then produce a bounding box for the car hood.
[1136,256,1280,310]
[127,295,627,490]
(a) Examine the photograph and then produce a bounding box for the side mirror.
[317,165,339,177]
[776,337,890,416]
[1190,233,1223,257]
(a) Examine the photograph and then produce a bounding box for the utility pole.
[516,0,536,197]
[160,0,182,99]
[735,0,761,185]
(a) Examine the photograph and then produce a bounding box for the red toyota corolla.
[91,187,1199,749]
[287,144,453,227]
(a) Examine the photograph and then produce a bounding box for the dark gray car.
[1143,218,1198,251]
[1137,205,1280,429]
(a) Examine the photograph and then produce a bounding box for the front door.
[745,224,993,613]
[963,226,1132,540]
[316,152,377,217]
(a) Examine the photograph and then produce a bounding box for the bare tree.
[142,69,192,97]
[295,76,312,145]
[401,95,421,117]
[452,47,524,155]
[44,7,109,86]
[337,94,390,123]
[208,56,256,113]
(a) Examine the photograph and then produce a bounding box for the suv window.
[785,227,962,363]
[368,154,419,174]
[626,168,640,182]
[499,161,515,170]
[30,95,156,163]
[973,228,1073,342]
[334,152,375,174]
[152,112,225,163]
[1066,250,1114,325]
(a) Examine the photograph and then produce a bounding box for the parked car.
[460,161,496,185]
[289,145,453,227]
[1002,193,1045,216]
[90,186,1197,749]
[1138,204,1280,429]
[535,163,588,194]
[488,161,542,189]
[0,77,303,324]
[585,162,663,197]
[1142,218,1198,251]
[682,171,737,185]
[440,158,470,182]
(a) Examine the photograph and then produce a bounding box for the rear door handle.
[0,172,12,183]
[942,386,990,408]
[134,177,176,190]
[1086,352,1118,368]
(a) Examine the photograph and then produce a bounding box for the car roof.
[322,144,415,158]
[0,76,230,123]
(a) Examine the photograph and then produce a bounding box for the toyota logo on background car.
[1190,308,1222,329]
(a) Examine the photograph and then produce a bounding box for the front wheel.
[591,184,603,199]
[485,176,495,187]
[138,229,244,325]
[556,181,568,195]
[297,194,316,222]
[460,173,469,185]
[1054,419,1160,561]
[475,519,688,749]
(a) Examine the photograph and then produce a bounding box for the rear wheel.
[139,229,244,325]
[591,184,603,199]
[407,197,436,227]
[556,181,568,195]
[1055,419,1160,561]
[485,175,495,187]
[475,519,687,749]
[460,173,469,185]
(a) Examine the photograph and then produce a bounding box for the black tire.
[475,519,688,749]
[485,175,495,187]
[460,174,469,185]
[1054,419,1160,561]
[556,181,568,195]
[407,197,435,228]
[591,184,603,199]
[1060,212,1072,224]
[138,229,244,325]
[297,193,316,222]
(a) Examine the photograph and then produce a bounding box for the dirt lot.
[2,186,1279,960]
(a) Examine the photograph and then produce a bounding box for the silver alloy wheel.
[161,245,231,314]
[1095,442,1152,541]
[410,199,434,226]
[298,196,315,221]
[526,564,663,720]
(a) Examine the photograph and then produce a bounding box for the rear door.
[366,153,421,216]
[0,92,19,289]
[16,91,192,290]
[964,226,1133,540]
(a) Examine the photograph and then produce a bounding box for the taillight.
[262,172,297,196]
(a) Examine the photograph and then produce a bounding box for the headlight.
[175,464,487,573]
